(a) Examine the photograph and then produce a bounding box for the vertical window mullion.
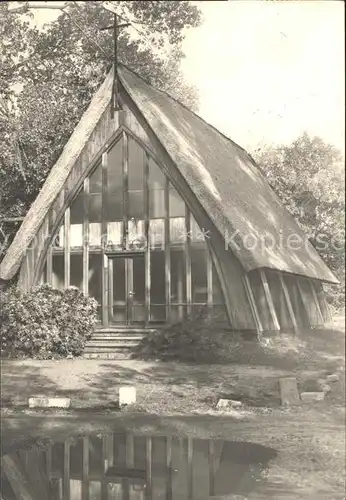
[64,207,70,288]
[83,177,89,296]
[101,151,108,326]
[122,132,129,250]
[144,152,151,325]
[164,178,171,322]
[185,206,192,317]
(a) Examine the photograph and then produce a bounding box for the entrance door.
[108,255,145,325]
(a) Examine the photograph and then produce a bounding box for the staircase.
[83,327,157,359]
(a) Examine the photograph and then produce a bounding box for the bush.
[0,284,98,359]
[131,314,238,363]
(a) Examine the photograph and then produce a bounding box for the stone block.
[216,399,242,410]
[326,374,340,383]
[300,392,325,402]
[279,377,300,405]
[119,386,136,406]
[28,397,71,409]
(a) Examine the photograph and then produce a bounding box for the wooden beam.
[259,270,280,331]
[1,454,37,500]
[309,279,324,324]
[185,207,192,317]
[187,438,193,499]
[243,273,263,337]
[164,178,171,322]
[101,152,108,326]
[279,274,298,332]
[296,277,311,325]
[126,258,133,325]
[82,436,89,500]
[207,247,213,322]
[144,152,151,325]
[108,258,114,324]
[101,436,108,500]
[83,177,90,296]
[166,437,173,500]
[145,437,152,500]
[45,447,52,482]
[102,254,109,327]
[63,440,70,500]
[64,208,70,288]
[122,132,129,250]
[208,440,216,497]
[46,242,53,286]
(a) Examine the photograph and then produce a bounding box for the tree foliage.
[0,1,201,224]
[254,133,345,280]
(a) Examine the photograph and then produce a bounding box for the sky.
[12,0,345,154]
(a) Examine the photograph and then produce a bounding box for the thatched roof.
[0,64,338,284]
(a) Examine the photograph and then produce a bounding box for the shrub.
[0,284,98,359]
[131,313,238,363]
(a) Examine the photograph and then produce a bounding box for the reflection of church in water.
[1,431,278,499]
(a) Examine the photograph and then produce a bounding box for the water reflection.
[1,431,277,499]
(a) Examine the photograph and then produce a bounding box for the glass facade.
[40,132,227,325]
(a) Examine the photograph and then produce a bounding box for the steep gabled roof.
[0,64,338,283]
[118,65,337,283]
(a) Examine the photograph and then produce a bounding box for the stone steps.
[83,328,156,359]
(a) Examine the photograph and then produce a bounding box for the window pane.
[191,248,208,303]
[212,263,224,304]
[108,139,122,193]
[171,249,186,304]
[107,221,123,247]
[89,254,102,318]
[128,137,144,190]
[70,224,83,247]
[169,188,185,217]
[52,222,64,249]
[150,251,165,305]
[170,217,186,245]
[70,254,83,290]
[107,191,123,221]
[149,189,165,219]
[89,223,101,246]
[52,254,64,290]
[149,219,164,248]
[128,191,144,218]
[70,190,84,224]
[190,215,206,245]
[89,162,102,193]
[149,157,165,189]
[89,194,102,222]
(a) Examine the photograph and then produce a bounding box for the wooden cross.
[100,13,130,116]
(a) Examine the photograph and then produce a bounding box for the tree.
[0,1,201,226]
[254,133,345,307]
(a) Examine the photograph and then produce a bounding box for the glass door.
[108,255,145,325]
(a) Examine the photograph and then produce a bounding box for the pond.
[1,427,278,499]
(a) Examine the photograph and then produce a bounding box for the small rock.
[28,397,71,409]
[119,386,136,406]
[300,392,325,402]
[279,377,300,406]
[216,399,242,410]
[317,379,332,393]
[326,374,340,383]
